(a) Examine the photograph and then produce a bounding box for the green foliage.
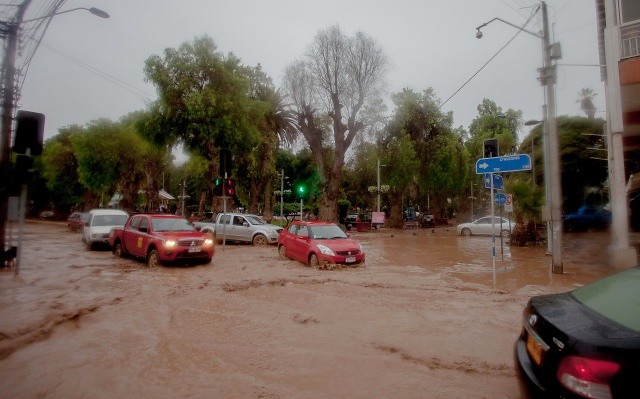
[40,127,85,210]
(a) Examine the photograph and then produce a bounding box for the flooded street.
[0,221,627,398]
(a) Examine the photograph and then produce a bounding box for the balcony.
[621,21,640,59]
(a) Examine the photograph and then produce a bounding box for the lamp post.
[476,1,563,273]
[0,2,109,257]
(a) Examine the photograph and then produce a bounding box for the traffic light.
[295,182,308,199]
[213,177,223,196]
[483,138,498,158]
[225,178,235,197]
[13,111,45,156]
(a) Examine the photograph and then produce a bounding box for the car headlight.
[163,240,177,248]
[317,244,335,256]
[204,238,213,246]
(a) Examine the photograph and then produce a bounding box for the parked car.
[277,221,365,268]
[419,214,436,228]
[214,213,283,246]
[108,213,214,267]
[563,205,612,232]
[456,216,514,237]
[344,214,361,231]
[514,266,640,399]
[67,212,89,232]
[82,209,129,250]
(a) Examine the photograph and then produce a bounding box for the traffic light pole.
[221,172,227,250]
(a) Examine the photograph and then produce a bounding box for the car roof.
[293,221,337,227]
[146,214,185,219]
[89,209,128,216]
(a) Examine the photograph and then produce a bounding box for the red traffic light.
[225,178,235,197]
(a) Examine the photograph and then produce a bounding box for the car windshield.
[92,214,128,227]
[246,215,266,225]
[308,225,347,239]
[152,218,195,232]
[571,267,640,332]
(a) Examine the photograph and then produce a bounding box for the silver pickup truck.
[194,213,283,246]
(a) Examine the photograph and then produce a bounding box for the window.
[621,0,640,24]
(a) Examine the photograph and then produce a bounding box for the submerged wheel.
[147,249,160,268]
[252,234,268,246]
[501,229,511,238]
[278,245,287,259]
[113,242,124,259]
[308,253,320,268]
[461,228,472,236]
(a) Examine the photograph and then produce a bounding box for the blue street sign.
[494,193,507,206]
[484,173,503,189]
[475,154,532,174]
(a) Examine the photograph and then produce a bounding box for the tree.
[381,135,419,228]
[144,36,265,212]
[385,88,469,219]
[577,88,597,119]
[283,25,390,221]
[40,126,86,211]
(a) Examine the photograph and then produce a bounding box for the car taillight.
[557,355,620,399]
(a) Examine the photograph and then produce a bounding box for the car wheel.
[501,229,511,238]
[461,228,472,236]
[252,234,268,246]
[113,242,124,259]
[147,249,160,268]
[84,238,94,251]
[278,244,287,259]
[308,253,320,268]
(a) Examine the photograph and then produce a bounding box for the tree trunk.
[388,193,404,229]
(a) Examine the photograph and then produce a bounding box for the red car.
[108,214,214,267]
[277,221,365,267]
[67,212,89,232]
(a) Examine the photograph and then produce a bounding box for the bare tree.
[283,25,389,221]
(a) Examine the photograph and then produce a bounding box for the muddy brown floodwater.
[0,221,632,398]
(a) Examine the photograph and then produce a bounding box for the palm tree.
[577,88,597,119]
[257,87,299,218]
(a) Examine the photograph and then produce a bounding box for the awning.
[158,189,175,200]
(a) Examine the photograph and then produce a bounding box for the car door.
[474,217,493,235]
[233,215,251,242]
[289,225,310,261]
[124,216,146,257]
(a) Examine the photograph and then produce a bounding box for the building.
[596,0,639,267]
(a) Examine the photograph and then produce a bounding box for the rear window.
[571,267,640,332]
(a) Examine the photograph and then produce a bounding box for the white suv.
[82,209,129,250]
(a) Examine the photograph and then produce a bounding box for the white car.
[457,216,514,237]
[82,209,129,250]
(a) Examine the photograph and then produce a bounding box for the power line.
[440,7,539,109]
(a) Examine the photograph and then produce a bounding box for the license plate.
[526,334,543,365]
[345,256,356,263]
[188,247,201,253]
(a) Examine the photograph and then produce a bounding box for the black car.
[514,266,640,399]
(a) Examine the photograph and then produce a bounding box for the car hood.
[315,239,361,252]
[155,231,207,240]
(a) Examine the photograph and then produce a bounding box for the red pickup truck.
[108,213,214,267]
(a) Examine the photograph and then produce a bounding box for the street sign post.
[504,194,513,213]
[494,193,507,206]
[484,173,503,189]
[476,154,532,174]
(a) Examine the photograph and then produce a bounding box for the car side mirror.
[243,221,249,227]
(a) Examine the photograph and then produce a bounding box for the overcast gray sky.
[14,0,602,146]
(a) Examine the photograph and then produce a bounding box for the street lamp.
[22,7,110,23]
[476,1,564,273]
[0,2,109,262]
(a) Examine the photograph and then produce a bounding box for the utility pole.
[0,0,33,255]
[541,2,563,274]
